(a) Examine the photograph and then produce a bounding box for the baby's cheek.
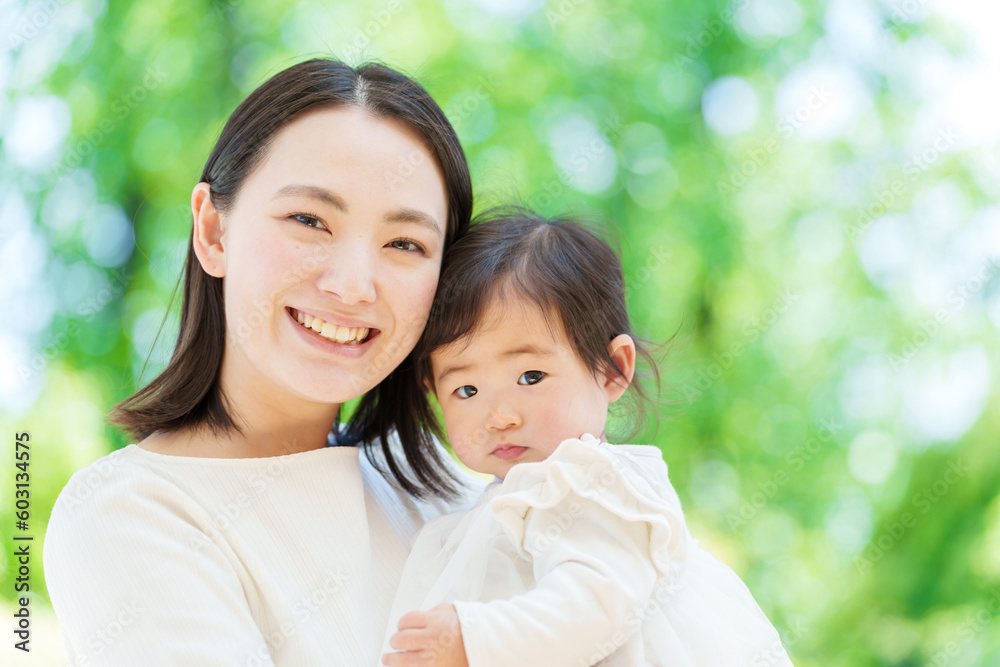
[449,433,479,469]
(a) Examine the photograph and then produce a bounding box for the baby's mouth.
[290,308,374,345]
[491,445,528,461]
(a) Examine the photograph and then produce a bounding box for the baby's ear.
[601,334,636,403]
[422,376,436,395]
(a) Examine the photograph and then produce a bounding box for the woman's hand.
[381,603,469,667]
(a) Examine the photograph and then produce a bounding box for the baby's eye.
[518,371,545,385]
[455,385,478,399]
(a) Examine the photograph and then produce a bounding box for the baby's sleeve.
[43,464,276,666]
[454,437,687,667]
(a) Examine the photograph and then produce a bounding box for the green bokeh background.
[2,0,998,665]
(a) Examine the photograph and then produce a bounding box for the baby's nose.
[486,405,522,431]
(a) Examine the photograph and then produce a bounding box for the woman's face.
[203,106,449,412]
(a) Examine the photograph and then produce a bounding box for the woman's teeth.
[294,310,369,344]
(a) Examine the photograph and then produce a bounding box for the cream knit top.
[43,440,481,666]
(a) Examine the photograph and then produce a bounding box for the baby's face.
[429,298,615,480]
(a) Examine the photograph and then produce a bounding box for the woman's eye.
[518,371,545,385]
[292,213,325,230]
[388,238,426,254]
[455,385,478,399]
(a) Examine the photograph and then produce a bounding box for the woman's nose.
[315,242,377,305]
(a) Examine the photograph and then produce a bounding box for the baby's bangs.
[487,274,569,341]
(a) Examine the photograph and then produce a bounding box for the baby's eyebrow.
[436,363,471,385]
[501,344,552,358]
[435,345,554,384]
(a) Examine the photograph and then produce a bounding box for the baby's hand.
[381,603,469,667]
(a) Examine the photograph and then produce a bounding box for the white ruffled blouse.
[382,434,794,667]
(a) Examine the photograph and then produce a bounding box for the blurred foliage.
[2,0,999,665]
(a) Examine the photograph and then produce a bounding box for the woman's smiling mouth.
[290,308,376,345]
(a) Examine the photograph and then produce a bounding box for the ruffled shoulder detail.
[489,434,689,580]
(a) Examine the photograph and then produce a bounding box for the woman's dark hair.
[415,206,663,443]
[111,58,473,500]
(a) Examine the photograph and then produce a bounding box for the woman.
[43,58,481,666]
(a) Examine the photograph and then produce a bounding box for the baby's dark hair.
[415,205,663,440]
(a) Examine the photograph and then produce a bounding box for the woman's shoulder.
[50,445,160,516]
[45,442,307,546]
[48,442,258,515]
[43,446,209,588]
[46,445,211,553]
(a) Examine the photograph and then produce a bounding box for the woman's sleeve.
[453,438,687,667]
[43,469,276,666]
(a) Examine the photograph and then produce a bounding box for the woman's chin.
[285,368,392,408]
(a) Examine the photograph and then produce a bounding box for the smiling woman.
[42,58,483,666]
[175,105,451,454]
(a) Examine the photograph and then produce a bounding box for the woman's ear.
[601,334,636,403]
[191,182,226,278]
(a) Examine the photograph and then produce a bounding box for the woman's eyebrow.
[273,184,348,211]
[273,184,441,237]
[385,208,442,238]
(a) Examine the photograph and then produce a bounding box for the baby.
[380,207,794,666]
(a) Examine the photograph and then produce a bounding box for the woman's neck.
[138,410,340,459]
[139,355,342,459]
